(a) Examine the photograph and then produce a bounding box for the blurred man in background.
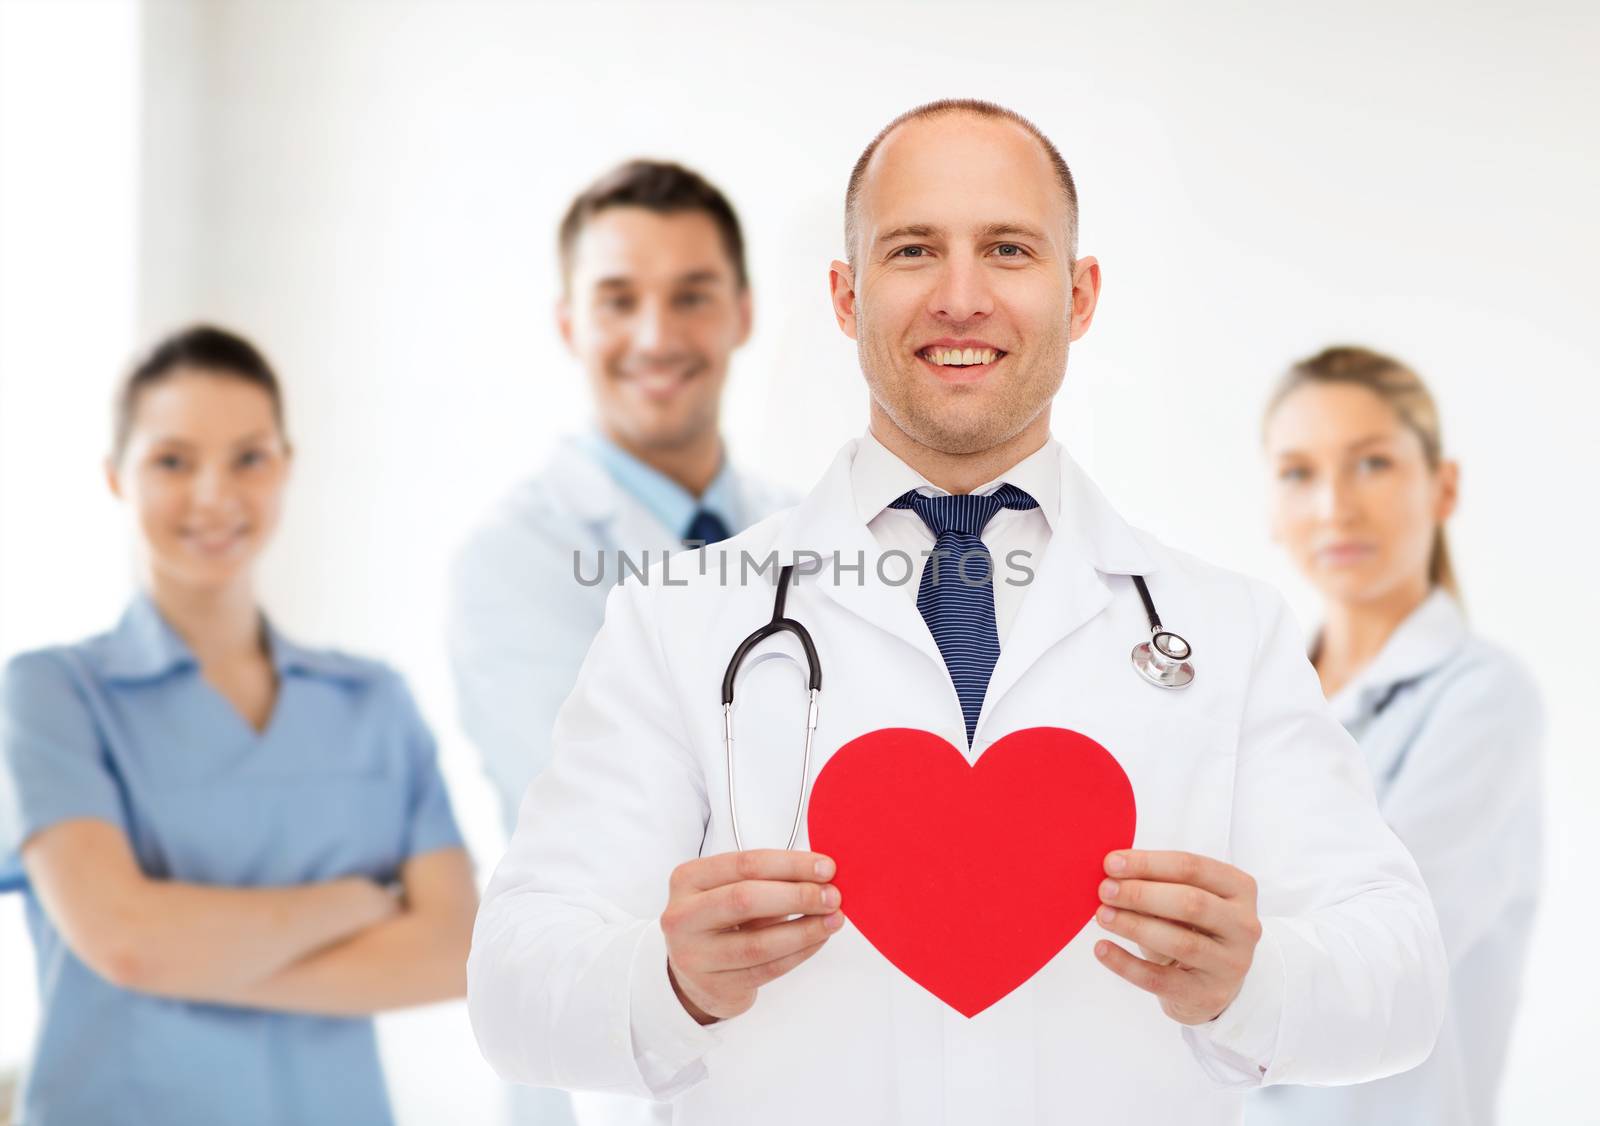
[448,159,790,1126]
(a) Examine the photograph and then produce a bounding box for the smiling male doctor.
[468,100,1447,1125]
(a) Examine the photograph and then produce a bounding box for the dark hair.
[845,98,1080,263]
[1264,345,1459,599]
[557,159,748,292]
[112,325,286,461]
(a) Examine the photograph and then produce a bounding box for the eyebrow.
[147,430,273,449]
[980,222,1050,242]
[875,221,1052,246]
[593,270,729,290]
[875,224,939,246]
[1274,433,1400,458]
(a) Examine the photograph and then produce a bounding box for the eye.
[992,243,1027,258]
[891,246,927,259]
[153,452,187,472]
[674,290,710,309]
[236,449,269,470]
[600,294,636,313]
[1357,454,1393,474]
[1277,465,1311,483]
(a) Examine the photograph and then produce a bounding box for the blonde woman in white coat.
[1250,345,1543,1126]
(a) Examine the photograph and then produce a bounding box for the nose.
[927,254,995,324]
[1315,471,1361,524]
[191,462,237,512]
[632,297,669,354]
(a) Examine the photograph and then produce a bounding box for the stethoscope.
[720,565,1194,850]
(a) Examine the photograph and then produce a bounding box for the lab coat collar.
[574,428,740,538]
[775,435,1158,735]
[95,592,363,685]
[547,435,633,526]
[1324,588,1469,724]
[548,434,750,546]
[850,429,1063,533]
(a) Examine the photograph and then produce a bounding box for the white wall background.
[2,1,1596,1122]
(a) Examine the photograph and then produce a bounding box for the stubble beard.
[855,302,1069,457]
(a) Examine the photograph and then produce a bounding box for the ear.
[556,296,576,355]
[734,286,753,348]
[104,456,123,500]
[1434,458,1460,523]
[829,260,858,340]
[1067,256,1102,343]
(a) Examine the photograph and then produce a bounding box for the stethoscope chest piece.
[1129,575,1195,690]
[1131,630,1195,689]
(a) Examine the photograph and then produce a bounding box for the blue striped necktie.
[890,485,1039,747]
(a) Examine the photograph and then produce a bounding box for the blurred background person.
[0,326,479,1126]
[448,158,792,1126]
[1249,345,1543,1126]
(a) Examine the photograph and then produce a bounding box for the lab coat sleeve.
[1377,652,1543,966]
[466,573,724,1100]
[447,518,602,832]
[1182,583,1448,1089]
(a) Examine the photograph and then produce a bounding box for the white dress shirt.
[1247,589,1543,1126]
[853,429,1057,644]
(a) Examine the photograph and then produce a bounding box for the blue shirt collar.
[95,593,359,684]
[577,427,740,540]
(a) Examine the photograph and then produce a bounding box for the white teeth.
[923,348,999,366]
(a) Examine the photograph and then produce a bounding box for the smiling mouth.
[181,526,249,554]
[918,346,1005,368]
[621,364,701,401]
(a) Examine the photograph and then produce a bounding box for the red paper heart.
[807,726,1136,1018]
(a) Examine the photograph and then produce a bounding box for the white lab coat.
[451,435,794,830]
[450,436,791,1126]
[468,438,1448,1126]
[1248,590,1543,1126]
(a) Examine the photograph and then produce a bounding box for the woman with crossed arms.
[0,326,477,1125]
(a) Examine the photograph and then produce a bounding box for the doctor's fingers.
[724,936,830,992]
[682,879,841,932]
[672,849,837,893]
[684,912,844,973]
[1105,850,1257,904]
[1095,906,1246,979]
[1099,879,1241,939]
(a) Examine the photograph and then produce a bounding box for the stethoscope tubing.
[721,566,1194,849]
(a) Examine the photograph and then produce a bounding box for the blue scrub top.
[0,595,465,1126]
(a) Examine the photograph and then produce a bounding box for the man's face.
[560,207,751,454]
[830,114,1099,455]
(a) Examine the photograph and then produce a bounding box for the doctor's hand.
[1092,849,1262,1026]
[662,850,846,1026]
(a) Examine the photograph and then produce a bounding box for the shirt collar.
[94,592,359,684]
[1325,587,1470,719]
[851,429,1062,531]
[94,593,197,682]
[577,427,740,540]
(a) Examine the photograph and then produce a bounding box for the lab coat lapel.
[774,441,946,670]
[549,437,682,556]
[977,451,1159,739]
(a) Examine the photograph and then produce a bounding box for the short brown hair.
[844,99,1079,263]
[1265,345,1460,599]
[557,159,748,292]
